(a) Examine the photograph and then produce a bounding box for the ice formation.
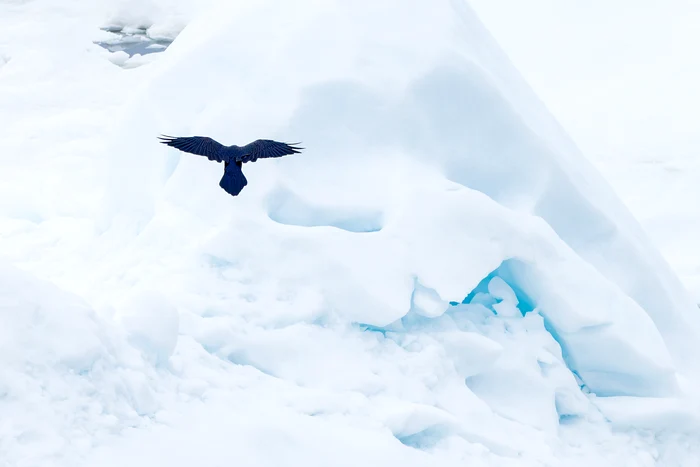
[1,0,699,465]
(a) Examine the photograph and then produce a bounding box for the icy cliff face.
[1,0,700,465]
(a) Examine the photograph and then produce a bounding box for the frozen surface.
[1,0,700,466]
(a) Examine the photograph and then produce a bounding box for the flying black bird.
[158,135,303,197]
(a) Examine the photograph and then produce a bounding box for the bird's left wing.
[158,135,227,162]
[237,139,303,163]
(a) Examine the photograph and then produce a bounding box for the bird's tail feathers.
[219,162,248,197]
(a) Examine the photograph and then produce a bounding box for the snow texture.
[1,0,700,465]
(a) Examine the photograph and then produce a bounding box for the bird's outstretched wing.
[237,139,303,163]
[158,135,227,162]
[219,161,248,197]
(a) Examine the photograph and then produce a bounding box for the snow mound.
[102,0,697,398]
[0,260,170,466]
[0,261,109,375]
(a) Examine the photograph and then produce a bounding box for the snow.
[0,261,108,375]
[0,260,164,465]
[116,290,180,366]
[1,0,700,465]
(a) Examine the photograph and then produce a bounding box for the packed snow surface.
[1,0,699,466]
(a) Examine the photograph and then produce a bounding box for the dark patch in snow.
[95,26,173,58]
[355,323,391,337]
[395,426,451,450]
[557,414,580,425]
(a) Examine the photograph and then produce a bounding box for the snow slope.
[1,0,700,465]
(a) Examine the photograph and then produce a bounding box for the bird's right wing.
[158,135,227,162]
[219,161,248,197]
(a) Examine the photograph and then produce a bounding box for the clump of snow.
[411,280,449,318]
[106,50,130,67]
[145,22,185,43]
[487,277,521,317]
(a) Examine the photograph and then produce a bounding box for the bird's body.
[158,135,302,197]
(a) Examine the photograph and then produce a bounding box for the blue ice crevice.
[357,262,591,439]
[360,258,679,400]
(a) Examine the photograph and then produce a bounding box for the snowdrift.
[0,260,179,465]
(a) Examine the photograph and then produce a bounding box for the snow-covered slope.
[1,0,700,465]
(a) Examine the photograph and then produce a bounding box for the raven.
[158,135,303,197]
